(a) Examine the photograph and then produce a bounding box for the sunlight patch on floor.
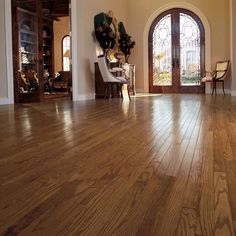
[132,93,162,98]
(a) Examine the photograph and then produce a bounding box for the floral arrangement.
[94,11,135,63]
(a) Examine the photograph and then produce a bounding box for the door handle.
[172,58,176,68]
[172,58,180,69]
[176,58,180,68]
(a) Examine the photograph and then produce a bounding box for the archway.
[143,3,211,93]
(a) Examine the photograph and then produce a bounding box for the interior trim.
[4,0,14,104]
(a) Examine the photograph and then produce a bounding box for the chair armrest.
[205,70,216,76]
[109,67,124,73]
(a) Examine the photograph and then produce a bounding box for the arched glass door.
[149,8,205,93]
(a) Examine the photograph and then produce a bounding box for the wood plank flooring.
[0,94,236,236]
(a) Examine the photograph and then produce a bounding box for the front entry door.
[149,8,205,93]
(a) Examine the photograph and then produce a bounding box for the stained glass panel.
[152,14,172,86]
[180,13,201,86]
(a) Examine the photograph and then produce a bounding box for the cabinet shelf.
[21,63,37,65]
[20,29,37,35]
[21,51,36,55]
[17,7,37,17]
[43,36,52,39]
[21,40,36,45]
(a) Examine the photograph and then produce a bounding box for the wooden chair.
[202,60,230,95]
[97,56,131,100]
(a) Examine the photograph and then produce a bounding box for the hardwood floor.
[0,94,236,236]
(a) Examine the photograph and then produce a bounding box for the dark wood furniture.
[12,3,41,102]
[12,0,68,103]
[42,20,54,80]
[95,62,135,98]
[51,71,71,93]
[95,62,105,98]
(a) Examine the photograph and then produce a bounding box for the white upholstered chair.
[202,60,230,95]
[97,56,131,100]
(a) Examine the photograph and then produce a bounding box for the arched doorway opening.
[149,8,205,93]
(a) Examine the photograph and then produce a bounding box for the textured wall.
[231,0,236,94]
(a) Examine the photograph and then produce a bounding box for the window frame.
[61,35,70,71]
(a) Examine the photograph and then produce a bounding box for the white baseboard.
[205,89,231,95]
[0,97,13,105]
[231,90,236,96]
[73,93,95,101]
[5,0,14,104]
[135,88,148,93]
[136,88,233,95]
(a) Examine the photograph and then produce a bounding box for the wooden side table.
[122,64,136,95]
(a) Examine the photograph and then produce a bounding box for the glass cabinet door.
[13,0,41,102]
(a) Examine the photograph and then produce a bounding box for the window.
[62,35,70,71]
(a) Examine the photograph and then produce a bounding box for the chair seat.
[116,76,128,84]
[202,77,224,82]
[109,67,124,73]
[104,77,121,83]
[202,76,213,82]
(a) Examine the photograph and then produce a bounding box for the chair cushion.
[216,61,228,71]
[202,76,213,82]
[109,67,124,72]
[116,76,128,84]
[216,72,225,79]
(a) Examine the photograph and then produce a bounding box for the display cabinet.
[12,0,55,102]
[12,2,41,103]
[42,20,54,93]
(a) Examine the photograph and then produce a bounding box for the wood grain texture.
[226,161,236,221]
[234,221,236,235]
[214,172,234,236]
[176,208,198,236]
[1,94,236,235]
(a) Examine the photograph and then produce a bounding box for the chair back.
[215,60,230,80]
[97,56,119,83]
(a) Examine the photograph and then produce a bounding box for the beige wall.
[73,0,128,98]
[231,0,236,94]
[54,16,70,73]
[127,0,231,91]
[0,0,8,99]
